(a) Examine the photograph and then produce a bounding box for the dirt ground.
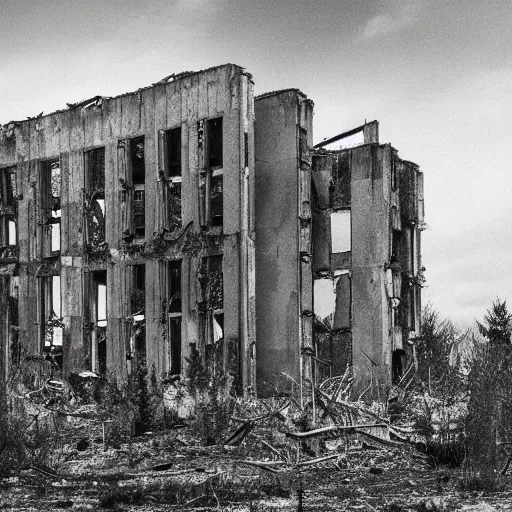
[2,429,512,512]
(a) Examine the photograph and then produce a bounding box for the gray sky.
[1,0,511,327]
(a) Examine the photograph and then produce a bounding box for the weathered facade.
[0,64,423,399]
[0,64,256,391]
[254,90,424,396]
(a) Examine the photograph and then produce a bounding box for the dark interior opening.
[392,349,405,384]
[207,117,223,168]
[167,127,182,177]
[170,317,181,375]
[131,136,145,185]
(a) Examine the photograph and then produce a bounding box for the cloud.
[361,0,427,40]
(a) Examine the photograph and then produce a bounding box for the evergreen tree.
[477,299,512,346]
[415,304,463,399]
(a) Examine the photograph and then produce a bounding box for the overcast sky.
[1,0,511,328]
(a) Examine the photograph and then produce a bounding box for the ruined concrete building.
[0,64,424,399]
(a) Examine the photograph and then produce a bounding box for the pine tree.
[477,299,512,346]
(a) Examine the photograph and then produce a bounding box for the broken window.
[159,127,182,232]
[168,260,182,375]
[314,278,337,325]
[314,273,352,379]
[87,271,107,374]
[131,264,145,316]
[199,118,224,228]
[131,264,146,358]
[0,216,16,248]
[130,137,145,238]
[41,159,61,256]
[392,349,405,384]
[207,117,223,169]
[330,156,350,209]
[168,260,182,313]
[133,189,145,238]
[0,167,15,208]
[199,256,224,364]
[210,171,223,227]
[200,255,223,312]
[330,210,351,253]
[40,275,63,368]
[8,276,20,366]
[208,118,223,227]
[85,147,106,247]
[167,127,182,177]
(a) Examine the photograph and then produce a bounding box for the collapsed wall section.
[312,123,424,395]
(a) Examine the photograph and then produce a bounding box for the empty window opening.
[330,157,350,209]
[8,219,16,246]
[314,278,337,325]
[85,147,106,246]
[199,256,224,359]
[133,188,145,238]
[330,210,351,253]
[161,127,183,232]
[168,260,182,375]
[168,260,182,313]
[210,171,223,227]
[89,271,107,374]
[167,182,182,232]
[90,271,108,332]
[167,127,182,177]
[128,137,145,239]
[86,147,105,191]
[207,117,223,169]
[41,159,61,256]
[9,276,20,366]
[131,264,146,358]
[41,275,63,370]
[0,167,15,207]
[131,136,145,185]
[133,317,146,360]
[213,312,224,343]
[200,255,224,312]
[206,311,224,373]
[169,317,181,375]
[51,211,61,252]
[131,264,145,317]
[392,349,405,384]
[0,216,17,248]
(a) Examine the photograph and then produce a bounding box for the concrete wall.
[254,90,313,396]
[350,144,391,396]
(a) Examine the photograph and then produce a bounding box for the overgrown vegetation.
[408,299,512,489]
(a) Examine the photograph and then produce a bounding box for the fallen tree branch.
[286,423,387,440]
[297,454,341,466]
